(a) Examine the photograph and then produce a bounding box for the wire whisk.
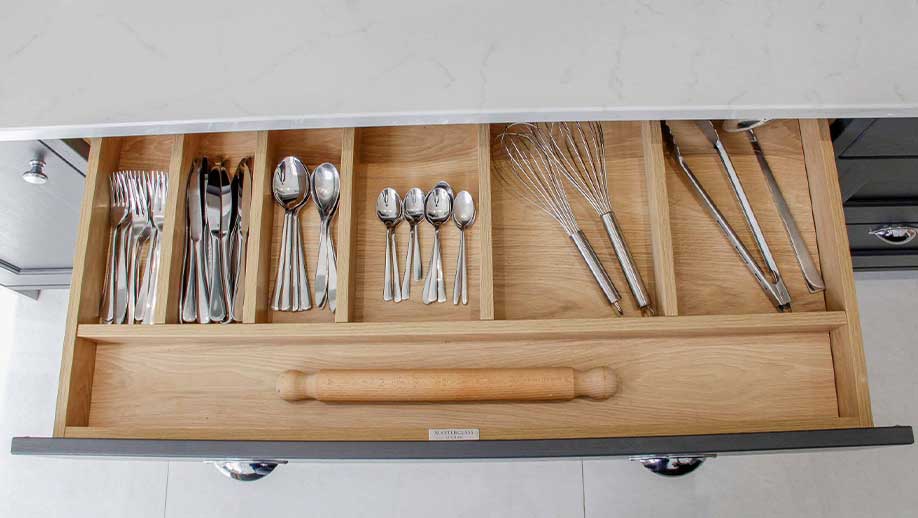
[537,121,655,315]
[498,123,623,315]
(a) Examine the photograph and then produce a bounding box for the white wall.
[1,273,915,517]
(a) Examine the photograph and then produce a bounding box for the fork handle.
[100,226,119,323]
[114,226,130,324]
[135,233,156,323]
[181,237,197,323]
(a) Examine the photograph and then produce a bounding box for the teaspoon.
[376,188,403,302]
[401,187,425,298]
[311,162,341,311]
[271,157,311,311]
[452,191,475,305]
[422,186,452,304]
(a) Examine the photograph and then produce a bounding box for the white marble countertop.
[1,1,917,140]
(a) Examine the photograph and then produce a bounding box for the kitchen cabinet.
[833,118,918,270]
[0,139,88,296]
[12,120,912,480]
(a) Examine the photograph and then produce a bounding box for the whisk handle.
[600,211,654,315]
[569,230,623,315]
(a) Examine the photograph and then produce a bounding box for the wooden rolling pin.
[276,367,617,403]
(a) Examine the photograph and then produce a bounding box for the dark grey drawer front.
[11,427,913,461]
[841,119,918,158]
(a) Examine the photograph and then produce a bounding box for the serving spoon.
[271,157,311,311]
[311,163,340,311]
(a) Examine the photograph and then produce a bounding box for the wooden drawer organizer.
[56,120,873,441]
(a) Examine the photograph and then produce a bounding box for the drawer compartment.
[53,120,876,444]
[73,320,840,440]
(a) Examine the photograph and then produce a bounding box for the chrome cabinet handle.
[869,225,918,246]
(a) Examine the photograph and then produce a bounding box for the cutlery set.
[270,157,340,313]
[376,182,476,305]
[101,171,168,324]
[180,157,251,324]
[101,122,817,324]
[662,120,825,311]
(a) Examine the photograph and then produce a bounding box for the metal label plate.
[428,428,480,441]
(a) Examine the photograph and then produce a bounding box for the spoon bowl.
[376,188,403,227]
[403,188,425,224]
[424,187,453,227]
[433,181,454,201]
[452,191,476,229]
[311,163,340,215]
[273,157,310,211]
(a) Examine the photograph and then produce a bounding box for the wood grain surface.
[491,121,656,320]
[665,120,827,315]
[85,330,838,439]
[800,119,872,426]
[351,125,481,322]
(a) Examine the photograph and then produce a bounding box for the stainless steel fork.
[100,173,129,323]
[126,172,154,324]
[139,172,167,324]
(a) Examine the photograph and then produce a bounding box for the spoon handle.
[391,227,402,303]
[326,218,337,313]
[412,223,423,281]
[271,211,289,311]
[453,230,462,305]
[401,225,413,299]
[435,228,446,303]
[315,216,328,308]
[293,212,311,311]
[383,227,394,301]
[422,228,438,304]
[461,229,468,305]
[290,213,301,311]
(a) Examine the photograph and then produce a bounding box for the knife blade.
[206,160,229,322]
[231,157,252,322]
[186,158,210,323]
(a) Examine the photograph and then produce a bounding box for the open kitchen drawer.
[12,120,912,475]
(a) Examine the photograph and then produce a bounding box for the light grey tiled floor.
[1,272,915,517]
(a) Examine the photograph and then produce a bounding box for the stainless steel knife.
[230,157,252,322]
[206,160,231,322]
[186,158,210,323]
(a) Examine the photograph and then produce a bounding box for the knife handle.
[192,239,210,323]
